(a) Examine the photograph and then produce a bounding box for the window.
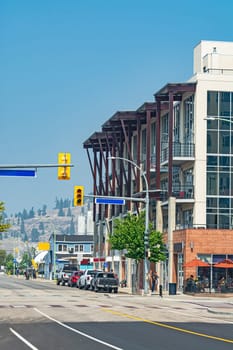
[207,91,218,116]
[220,92,230,116]
[79,244,83,252]
[206,90,233,228]
[184,95,194,143]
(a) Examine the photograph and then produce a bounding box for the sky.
[0,0,233,216]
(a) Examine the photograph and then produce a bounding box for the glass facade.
[206,91,233,228]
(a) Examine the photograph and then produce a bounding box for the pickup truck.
[78,269,102,289]
[57,265,77,286]
[91,272,118,293]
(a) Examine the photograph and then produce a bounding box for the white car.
[78,269,102,290]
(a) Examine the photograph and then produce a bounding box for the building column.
[168,197,176,283]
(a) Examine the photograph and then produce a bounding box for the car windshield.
[97,273,115,278]
[75,271,83,276]
[63,265,78,272]
[87,270,97,275]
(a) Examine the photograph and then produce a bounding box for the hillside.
[1,203,94,256]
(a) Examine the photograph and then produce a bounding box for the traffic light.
[58,153,71,180]
[74,186,84,206]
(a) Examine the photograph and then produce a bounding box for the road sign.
[0,169,36,177]
[95,198,125,205]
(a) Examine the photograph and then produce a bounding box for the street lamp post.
[205,116,233,123]
[53,230,56,280]
[108,156,150,294]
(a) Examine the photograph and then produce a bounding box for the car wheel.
[114,288,118,294]
[57,280,60,285]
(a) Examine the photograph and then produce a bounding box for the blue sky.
[1,0,233,215]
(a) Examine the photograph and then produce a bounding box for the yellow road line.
[102,308,233,344]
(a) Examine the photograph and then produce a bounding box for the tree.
[109,212,166,289]
[31,228,39,242]
[67,207,72,217]
[69,217,75,234]
[0,249,7,266]
[0,202,11,233]
[41,205,47,216]
[5,253,14,274]
[28,207,35,219]
[58,207,65,217]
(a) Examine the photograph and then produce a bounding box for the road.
[0,275,232,349]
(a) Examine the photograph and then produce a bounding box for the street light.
[205,116,233,123]
[108,156,150,294]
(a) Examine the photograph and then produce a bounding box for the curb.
[207,308,233,316]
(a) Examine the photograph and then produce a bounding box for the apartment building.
[83,40,233,292]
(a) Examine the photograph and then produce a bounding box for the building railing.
[161,142,195,163]
[160,185,194,201]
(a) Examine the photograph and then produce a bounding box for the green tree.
[58,207,65,216]
[0,249,7,266]
[67,207,72,217]
[109,212,166,288]
[5,253,14,274]
[69,217,75,234]
[41,205,47,216]
[31,228,39,242]
[19,252,31,270]
[0,202,11,233]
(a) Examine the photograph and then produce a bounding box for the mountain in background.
[0,198,94,255]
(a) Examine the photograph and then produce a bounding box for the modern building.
[83,40,233,293]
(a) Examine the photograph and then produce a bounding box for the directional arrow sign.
[0,169,36,177]
[95,198,125,205]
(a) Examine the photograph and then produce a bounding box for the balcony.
[160,185,194,201]
[161,142,195,165]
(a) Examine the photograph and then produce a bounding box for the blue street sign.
[0,169,36,177]
[95,198,125,205]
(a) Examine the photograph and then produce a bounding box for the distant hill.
[1,199,94,255]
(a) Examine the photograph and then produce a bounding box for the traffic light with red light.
[57,153,71,180]
[74,186,84,206]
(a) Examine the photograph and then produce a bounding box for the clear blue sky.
[0,0,233,216]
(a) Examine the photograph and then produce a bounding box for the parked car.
[57,265,78,286]
[91,272,119,293]
[67,270,84,287]
[78,269,102,290]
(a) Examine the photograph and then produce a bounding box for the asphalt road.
[0,275,232,350]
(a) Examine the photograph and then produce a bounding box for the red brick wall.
[163,229,233,282]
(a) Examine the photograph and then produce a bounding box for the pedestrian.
[151,271,159,293]
[186,274,195,292]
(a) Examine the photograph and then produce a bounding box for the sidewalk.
[12,275,233,316]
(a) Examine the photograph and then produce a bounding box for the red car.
[67,271,84,287]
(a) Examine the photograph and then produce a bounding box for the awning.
[34,251,48,264]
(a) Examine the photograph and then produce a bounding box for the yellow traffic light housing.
[74,186,84,206]
[58,153,71,180]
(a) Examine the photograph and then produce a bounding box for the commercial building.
[83,40,233,293]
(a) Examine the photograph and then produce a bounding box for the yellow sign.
[38,242,50,251]
[58,152,71,180]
